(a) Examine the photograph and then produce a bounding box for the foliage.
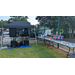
[61,33,69,38]
[36,16,60,34]
[8,16,30,24]
[0,20,8,27]
[36,16,75,36]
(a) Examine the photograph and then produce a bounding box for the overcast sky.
[0,16,39,25]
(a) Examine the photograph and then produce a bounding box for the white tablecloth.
[38,36,75,47]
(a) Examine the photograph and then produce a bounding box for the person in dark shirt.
[23,29,25,32]
[0,28,2,35]
[0,28,2,32]
[19,30,23,36]
[19,29,25,36]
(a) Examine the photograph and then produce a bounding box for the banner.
[44,30,51,36]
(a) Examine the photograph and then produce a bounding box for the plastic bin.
[69,52,75,58]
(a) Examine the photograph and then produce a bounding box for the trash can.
[69,52,75,58]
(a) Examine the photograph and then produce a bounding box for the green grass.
[0,43,65,58]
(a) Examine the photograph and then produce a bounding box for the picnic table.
[38,36,75,57]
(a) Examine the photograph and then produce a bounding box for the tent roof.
[3,20,34,28]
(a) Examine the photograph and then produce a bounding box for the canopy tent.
[0,20,37,51]
[3,20,34,28]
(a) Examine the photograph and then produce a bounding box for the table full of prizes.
[37,35,75,58]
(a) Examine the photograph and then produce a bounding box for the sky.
[0,16,39,25]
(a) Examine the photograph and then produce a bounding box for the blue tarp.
[8,44,31,49]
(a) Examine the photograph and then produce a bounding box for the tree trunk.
[64,29,67,33]
[64,24,69,34]
[72,29,74,38]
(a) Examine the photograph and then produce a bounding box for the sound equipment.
[9,28,16,37]
[18,43,20,46]
[19,41,23,46]
[24,40,29,46]
[11,41,18,47]
[11,40,29,47]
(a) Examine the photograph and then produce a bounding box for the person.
[23,29,25,40]
[22,29,25,36]
[19,30,23,36]
[24,37,25,40]
[0,28,2,35]
[23,29,25,32]
[19,29,25,36]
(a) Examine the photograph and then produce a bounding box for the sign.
[44,30,51,36]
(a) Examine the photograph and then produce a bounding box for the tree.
[68,16,75,37]
[36,16,59,34]
[36,16,75,37]
[21,16,30,24]
[60,16,75,37]
[60,16,69,34]
[8,16,30,24]
[0,20,8,27]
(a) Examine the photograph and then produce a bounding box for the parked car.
[3,31,9,35]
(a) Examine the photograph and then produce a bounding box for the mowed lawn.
[0,43,65,58]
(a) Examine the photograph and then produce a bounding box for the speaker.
[27,40,29,46]
[24,40,29,46]
[19,41,23,46]
[9,28,16,37]
[11,41,18,47]
[24,28,29,36]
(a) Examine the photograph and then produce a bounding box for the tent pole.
[35,30,37,46]
[0,35,1,51]
[29,29,31,42]
[0,30,2,51]
[34,27,37,46]
[35,31,37,46]
[1,20,3,51]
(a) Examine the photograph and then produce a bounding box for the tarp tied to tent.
[3,20,34,28]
